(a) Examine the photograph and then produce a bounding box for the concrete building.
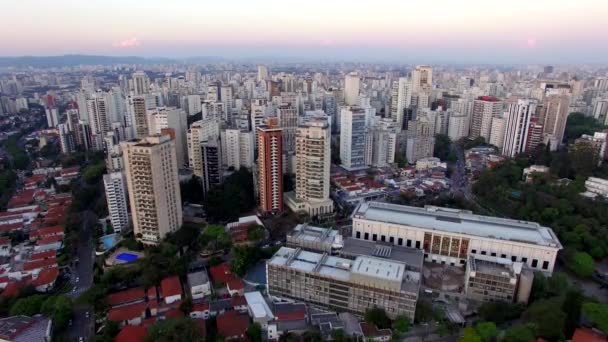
[411,65,433,93]
[57,123,75,154]
[368,119,398,168]
[201,136,223,195]
[488,116,506,149]
[447,113,470,141]
[351,202,562,274]
[470,96,502,141]
[87,92,111,150]
[344,72,360,106]
[131,71,150,95]
[121,134,182,245]
[45,107,59,128]
[540,94,570,150]
[286,224,344,254]
[277,105,298,153]
[221,129,254,170]
[465,254,533,304]
[187,270,211,299]
[257,119,284,214]
[285,114,333,216]
[584,177,608,198]
[525,119,544,152]
[340,106,367,170]
[103,172,129,233]
[267,246,420,320]
[126,95,149,140]
[147,107,188,167]
[390,77,412,129]
[502,99,537,157]
[405,115,435,163]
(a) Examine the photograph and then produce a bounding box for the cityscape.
[0,1,608,342]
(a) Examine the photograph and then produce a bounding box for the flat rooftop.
[469,254,522,278]
[341,238,424,271]
[353,202,561,248]
[288,224,342,246]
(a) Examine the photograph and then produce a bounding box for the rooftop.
[340,238,424,270]
[353,202,561,248]
[287,224,343,248]
[187,270,210,287]
[468,254,523,278]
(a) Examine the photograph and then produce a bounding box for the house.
[270,303,308,337]
[232,295,248,312]
[572,327,607,342]
[216,310,250,340]
[107,302,147,326]
[0,315,52,342]
[226,278,245,296]
[244,291,274,328]
[160,276,182,304]
[360,323,392,342]
[115,325,147,342]
[0,237,10,257]
[107,287,146,308]
[190,302,210,319]
[187,270,211,300]
[32,268,59,292]
[22,258,57,273]
[209,263,244,296]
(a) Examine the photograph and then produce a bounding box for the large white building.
[470,96,502,141]
[502,99,537,157]
[126,95,149,140]
[221,129,254,170]
[447,113,470,141]
[57,123,75,154]
[103,172,129,233]
[351,202,561,274]
[489,116,507,149]
[411,65,433,93]
[340,106,367,170]
[87,92,111,150]
[285,114,333,216]
[188,119,221,179]
[147,107,188,167]
[390,77,412,129]
[344,72,360,106]
[121,134,182,245]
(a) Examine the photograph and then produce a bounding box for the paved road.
[67,211,96,342]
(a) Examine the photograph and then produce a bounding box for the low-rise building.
[522,165,550,183]
[583,177,608,198]
[187,270,211,300]
[160,276,182,304]
[360,322,392,342]
[216,310,250,340]
[286,224,344,254]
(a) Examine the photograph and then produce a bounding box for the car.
[72,288,76,293]
[75,277,80,283]
[79,337,84,342]
[68,319,72,326]
[85,311,89,318]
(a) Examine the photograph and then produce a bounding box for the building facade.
[103,172,129,233]
[257,120,284,214]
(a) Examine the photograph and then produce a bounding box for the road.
[67,211,96,342]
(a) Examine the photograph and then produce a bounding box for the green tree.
[247,225,265,241]
[9,294,46,316]
[145,317,204,342]
[392,315,411,333]
[247,323,262,342]
[330,329,348,342]
[458,327,481,342]
[434,134,452,161]
[503,325,536,342]
[231,245,256,276]
[83,162,106,184]
[581,302,608,335]
[562,290,583,338]
[475,322,497,342]
[568,252,595,278]
[364,307,391,329]
[478,302,524,325]
[522,298,565,341]
[301,329,322,342]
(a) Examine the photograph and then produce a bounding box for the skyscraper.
[103,172,129,233]
[257,118,284,214]
[502,99,537,157]
[286,113,333,216]
[121,134,182,245]
[390,77,412,130]
[340,106,367,170]
[127,95,149,139]
[277,104,298,153]
[201,136,223,195]
[344,72,360,106]
[539,94,570,150]
[257,65,270,82]
[131,71,150,95]
[57,123,75,154]
[470,96,502,141]
[87,92,111,150]
[147,107,188,168]
[45,107,59,128]
[411,65,433,93]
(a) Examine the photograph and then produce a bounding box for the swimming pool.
[100,234,118,250]
[116,253,139,263]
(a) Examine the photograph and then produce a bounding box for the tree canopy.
[364,307,391,329]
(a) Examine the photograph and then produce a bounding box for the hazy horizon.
[4,0,608,64]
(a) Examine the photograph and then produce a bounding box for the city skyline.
[4,0,608,63]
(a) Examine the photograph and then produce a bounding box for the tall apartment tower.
[344,72,360,106]
[277,104,298,153]
[131,71,150,95]
[45,107,59,128]
[57,123,76,154]
[257,65,270,82]
[502,99,537,157]
[201,136,223,195]
[411,65,433,92]
[289,114,333,216]
[257,118,284,214]
[390,77,412,130]
[103,172,129,233]
[188,120,221,179]
[220,129,254,170]
[540,94,570,150]
[470,96,503,141]
[127,95,149,140]
[489,116,507,149]
[87,92,111,150]
[147,107,188,167]
[340,106,367,170]
[121,134,182,245]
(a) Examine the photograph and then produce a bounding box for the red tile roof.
[36,235,63,245]
[32,267,59,287]
[231,295,247,307]
[572,328,607,342]
[115,325,147,342]
[0,237,10,246]
[29,226,64,239]
[108,302,147,322]
[160,276,182,298]
[107,288,146,307]
[209,264,233,284]
[30,250,56,260]
[360,323,392,338]
[227,278,244,291]
[216,310,250,338]
[23,257,57,271]
[275,310,306,321]
[0,222,24,232]
[192,302,210,312]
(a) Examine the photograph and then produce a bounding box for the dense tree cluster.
[563,112,606,143]
[203,168,255,222]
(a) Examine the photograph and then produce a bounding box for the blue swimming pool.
[100,234,118,250]
[116,253,139,263]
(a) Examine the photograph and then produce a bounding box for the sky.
[3,0,608,63]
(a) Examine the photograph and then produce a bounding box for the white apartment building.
[126,95,149,140]
[390,77,412,129]
[447,113,469,141]
[147,107,188,167]
[584,177,608,198]
[188,119,222,179]
[103,172,129,233]
[470,97,502,141]
[57,123,75,154]
[221,129,254,170]
[340,106,367,170]
[121,134,182,245]
[344,72,360,106]
[351,202,562,274]
[502,99,537,157]
[489,116,506,149]
[411,65,433,93]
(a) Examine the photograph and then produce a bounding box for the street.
[67,211,96,341]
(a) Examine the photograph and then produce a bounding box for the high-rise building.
[257,118,284,214]
[344,72,360,106]
[121,134,182,245]
[405,114,435,163]
[187,120,220,179]
[502,99,537,157]
[185,94,202,116]
[390,77,412,130]
[257,65,270,82]
[147,107,188,167]
[470,96,502,141]
[489,116,506,149]
[103,172,129,233]
[201,136,223,195]
[277,105,298,153]
[340,106,367,170]
[57,123,75,154]
[45,107,59,128]
[411,65,433,93]
[285,114,333,216]
[127,95,149,140]
[251,98,269,147]
[368,118,398,167]
[447,113,470,141]
[525,119,544,152]
[131,71,150,95]
[87,92,111,150]
[220,129,254,170]
[539,94,570,150]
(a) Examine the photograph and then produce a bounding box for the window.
[481,251,487,255]
[398,238,403,246]
[501,254,506,258]
[491,252,497,257]
[460,260,466,265]
[415,241,421,249]
[356,232,361,239]
[522,257,528,263]
[373,234,378,241]
[471,249,477,254]
[511,256,517,262]
[381,235,386,242]
[542,261,549,270]
[407,239,412,247]
[364,233,369,240]
[532,259,538,268]
[389,237,394,244]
